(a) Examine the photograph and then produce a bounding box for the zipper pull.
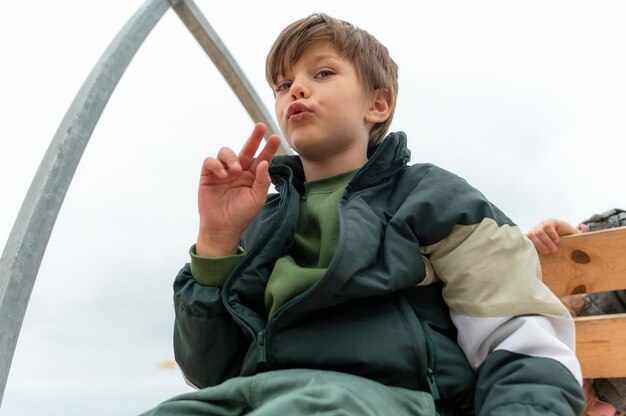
[426,368,441,401]
[257,330,267,364]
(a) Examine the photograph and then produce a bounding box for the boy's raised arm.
[196,122,281,257]
[172,123,281,388]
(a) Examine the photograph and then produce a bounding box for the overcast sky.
[1,1,625,415]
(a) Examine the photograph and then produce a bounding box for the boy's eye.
[275,81,292,93]
[316,69,334,78]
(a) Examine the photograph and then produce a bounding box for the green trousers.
[142,369,436,415]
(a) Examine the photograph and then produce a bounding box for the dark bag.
[580,208,626,231]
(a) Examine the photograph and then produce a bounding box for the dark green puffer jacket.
[173,132,584,415]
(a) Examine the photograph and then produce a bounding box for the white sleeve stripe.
[451,312,583,385]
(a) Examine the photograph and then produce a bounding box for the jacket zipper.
[257,329,267,363]
[221,176,292,346]
[421,323,441,401]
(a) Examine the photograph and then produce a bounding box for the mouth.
[287,102,312,122]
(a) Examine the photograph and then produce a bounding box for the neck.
[300,145,368,182]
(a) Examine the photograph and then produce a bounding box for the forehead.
[278,42,352,77]
[298,42,342,62]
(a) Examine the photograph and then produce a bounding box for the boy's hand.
[196,123,281,257]
[526,218,581,255]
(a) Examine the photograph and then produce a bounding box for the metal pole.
[0,0,172,405]
[0,0,286,405]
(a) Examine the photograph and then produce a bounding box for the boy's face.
[273,42,374,161]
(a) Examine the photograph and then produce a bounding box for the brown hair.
[266,13,398,145]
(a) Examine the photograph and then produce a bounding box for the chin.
[288,136,321,154]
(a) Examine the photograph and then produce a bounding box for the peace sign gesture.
[196,123,281,257]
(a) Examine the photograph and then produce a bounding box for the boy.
[144,14,584,415]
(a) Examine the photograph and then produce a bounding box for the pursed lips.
[286,102,312,122]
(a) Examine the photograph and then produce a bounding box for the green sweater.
[190,169,357,318]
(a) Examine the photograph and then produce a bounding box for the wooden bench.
[539,226,626,379]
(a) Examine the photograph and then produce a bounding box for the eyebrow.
[310,54,342,64]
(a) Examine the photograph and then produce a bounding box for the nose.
[290,77,309,100]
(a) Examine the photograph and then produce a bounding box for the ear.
[365,88,393,124]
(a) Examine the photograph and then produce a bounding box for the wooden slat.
[539,227,626,297]
[539,226,626,379]
[575,313,626,378]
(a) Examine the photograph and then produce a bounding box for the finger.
[201,157,228,178]
[252,160,272,196]
[537,231,559,254]
[217,147,242,172]
[249,134,281,173]
[527,234,549,256]
[238,123,268,170]
[544,226,561,245]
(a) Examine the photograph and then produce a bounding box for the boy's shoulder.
[398,162,474,194]
[397,162,514,239]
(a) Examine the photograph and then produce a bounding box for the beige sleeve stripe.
[420,218,570,318]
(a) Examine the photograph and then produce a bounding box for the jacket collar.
[270,131,411,194]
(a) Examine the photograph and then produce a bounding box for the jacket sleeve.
[415,166,585,415]
[173,264,249,388]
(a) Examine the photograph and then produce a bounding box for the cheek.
[274,101,290,138]
[274,93,286,111]
[274,100,281,117]
[274,99,288,122]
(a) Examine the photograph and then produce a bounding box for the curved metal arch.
[0,0,287,405]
